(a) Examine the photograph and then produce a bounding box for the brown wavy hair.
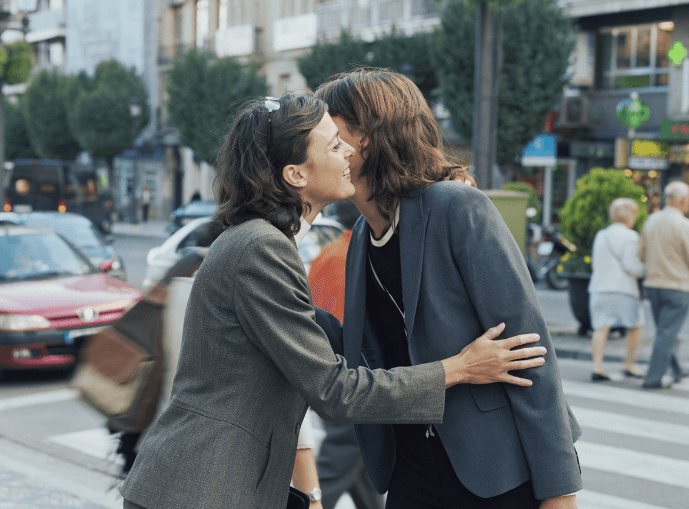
[315,68,469,222]
[213,92,327,235]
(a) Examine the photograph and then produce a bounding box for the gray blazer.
[328,182,583,500]
[120,219,446,509]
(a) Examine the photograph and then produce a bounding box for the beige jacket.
[639,206,689,292]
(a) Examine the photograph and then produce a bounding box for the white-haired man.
[639,181,689,389]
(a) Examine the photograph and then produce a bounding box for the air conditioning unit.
[560,95,590,127]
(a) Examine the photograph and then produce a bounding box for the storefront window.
[598,22,672,89]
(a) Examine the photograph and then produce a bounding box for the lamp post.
[128,96,142,224]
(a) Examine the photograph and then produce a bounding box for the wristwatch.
[308,488,322,502]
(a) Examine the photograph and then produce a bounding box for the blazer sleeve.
[447,187,583,500]
[233,232,446,425]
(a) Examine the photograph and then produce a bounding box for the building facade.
[558,0,689,210]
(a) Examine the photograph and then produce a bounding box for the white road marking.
[577,489,671,509]
[0,388,80,412]
[47,427,122,462]
[576,441,689,489]
[571,406,689,446]
[562,380,689,415]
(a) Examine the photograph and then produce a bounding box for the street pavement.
[0,220,687,508]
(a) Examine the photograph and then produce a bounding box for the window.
[598,22,673,89]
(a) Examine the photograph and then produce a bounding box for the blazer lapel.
[343,219,369,368]
[399,190,430,346]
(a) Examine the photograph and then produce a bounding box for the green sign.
[661,119,689,141]
[616,96,650,130]
[669,42,687,67]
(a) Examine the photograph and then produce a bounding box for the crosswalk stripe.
[47,428,120,462]
[571,406,689,446]
[576,441,689,489]
[562,380,689,415]
[577,489,670,509]
[0,389,80,412]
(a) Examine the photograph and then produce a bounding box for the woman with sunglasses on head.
[120,92,547,509]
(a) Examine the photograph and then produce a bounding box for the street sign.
[521,134,557,167]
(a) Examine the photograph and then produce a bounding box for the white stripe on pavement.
[577,489,670,509]
[47,427,121,461]
[562,380,689,415]
[571,406,689,446]
[576,441,689,489]
[0,388,80,412]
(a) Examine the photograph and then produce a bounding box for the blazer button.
[295,422,301,435]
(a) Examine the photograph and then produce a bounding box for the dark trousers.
[644,287,689,386]
[385,425,539,509]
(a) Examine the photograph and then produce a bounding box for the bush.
[557,168,648,274]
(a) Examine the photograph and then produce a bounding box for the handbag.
[287,487,311,509]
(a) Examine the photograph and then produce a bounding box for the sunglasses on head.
[264,98,280,162]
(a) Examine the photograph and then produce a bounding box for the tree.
[166,49,269,164]
[4,97,35,160]
[0,41,32,198]
[23,70,82,160]
[70,60,150,183]
[298,30,437,99]
[433,0,575,181]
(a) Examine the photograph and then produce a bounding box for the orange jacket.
[308,230,352,322]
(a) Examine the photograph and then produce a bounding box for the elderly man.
[639,181,689,389]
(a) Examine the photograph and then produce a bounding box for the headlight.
[0,314,51,332]
[111,259,122,270]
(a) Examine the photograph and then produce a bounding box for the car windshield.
[0,232,95,282]
[20,216,103,248]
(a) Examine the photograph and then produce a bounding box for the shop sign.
[631,140,669,158]
[628,157,669,170]
[570,141,614,159]
[669,144,689,164]
[521,134,556,167]
[661,119,689,141]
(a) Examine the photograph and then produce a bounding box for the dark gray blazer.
[329,182,583,500]
[120,219,446,509]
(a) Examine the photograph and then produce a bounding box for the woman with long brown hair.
[316,69,582,509]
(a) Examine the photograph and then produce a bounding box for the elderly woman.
[119,92,547,509]
[589,198,646,380]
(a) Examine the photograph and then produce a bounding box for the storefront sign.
[628,157,669,170]
[670,144,689,164]
[631,140,669,158]
[569,141,614,159]
[661,119,689,141]
[521,134,556,167]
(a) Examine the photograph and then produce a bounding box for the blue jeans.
[643,287,689,386]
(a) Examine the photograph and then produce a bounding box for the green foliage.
[0,42,32,85]
[4,98,36,160]
[298,30,437,98]
[502,181,540,222]
[166,49,269,164]
[297,32,370,91]
[433,0,576,166]
[23,71,82,160]
[558,168,649,273]
[70,60,149,160]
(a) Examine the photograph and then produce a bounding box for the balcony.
[316,0,440,41]
[25,8,65,43]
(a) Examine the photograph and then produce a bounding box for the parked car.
[0,225,142,376]
[143,214,345,291]
[166,200,217,234]
[3,159,115,233]
[0,211,127,281]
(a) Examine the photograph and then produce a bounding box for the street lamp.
[128,96,142,224]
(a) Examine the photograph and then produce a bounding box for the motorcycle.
[526,224,575,290]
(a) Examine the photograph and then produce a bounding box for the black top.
[365,227,410,369]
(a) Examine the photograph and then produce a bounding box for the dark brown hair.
[213,92,327,235]
[315,68,469,222]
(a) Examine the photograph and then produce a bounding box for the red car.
[0,225,142,374]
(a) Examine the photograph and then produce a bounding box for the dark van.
[3,159,114,233]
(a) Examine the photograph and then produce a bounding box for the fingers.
[480,322,505,340]
[509,345,547,359]
[503,374,534,387]
[508,357,546,371]
[500,333,541,350]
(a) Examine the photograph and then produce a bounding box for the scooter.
[530,225,575,290]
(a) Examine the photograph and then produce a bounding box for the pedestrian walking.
[315,69,582,509]
[119,92,547,509]
[639,181,689,389]
[588,198,645,381]
[141,187,151,222]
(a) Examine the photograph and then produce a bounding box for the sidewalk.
[538,287,689,366]
[111,219,169,239]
